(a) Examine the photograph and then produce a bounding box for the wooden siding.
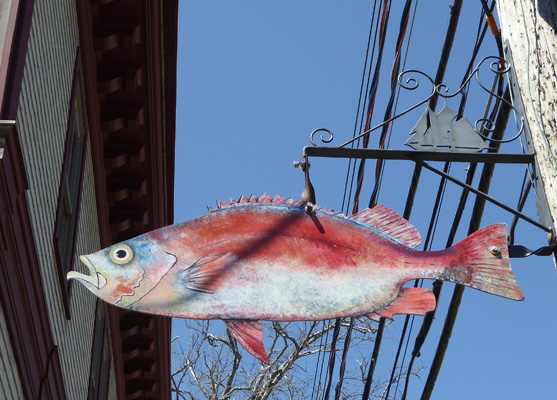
[0,303,23,399]
[13,0,114,398]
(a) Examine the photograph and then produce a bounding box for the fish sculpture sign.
[68,194,523,363]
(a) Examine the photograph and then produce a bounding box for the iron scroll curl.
[310,128,334,147]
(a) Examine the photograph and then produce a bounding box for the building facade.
[0,0,177,398]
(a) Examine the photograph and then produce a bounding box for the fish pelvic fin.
[365,288,436,321]
[225,320,269,364]
[448,224,524,301]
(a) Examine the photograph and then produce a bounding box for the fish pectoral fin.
[366,288,436,320]
[225,320,269,364]
[182,253,238,293]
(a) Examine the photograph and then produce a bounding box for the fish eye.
[109,244,133,265]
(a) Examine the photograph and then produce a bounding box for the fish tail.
[448,224,524,301]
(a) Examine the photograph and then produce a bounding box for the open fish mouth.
[67,255,108,290]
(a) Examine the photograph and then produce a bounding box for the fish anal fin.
[225,320,269,364]
[182,253,237,293]
[366,288,436,320]
[351,205,422,248]
[364,312,383,322]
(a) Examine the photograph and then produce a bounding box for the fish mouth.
[67,255,108,290]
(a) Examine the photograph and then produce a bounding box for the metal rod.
[303,147,534,164]
[416,160,551,232]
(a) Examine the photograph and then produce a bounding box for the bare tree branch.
[171,319,419,400]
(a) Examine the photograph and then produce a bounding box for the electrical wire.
[361,318,385,400]
[384,1,496,397]
[333,318,354,400]
[331,3,382,394]
[377,2,465,397]
[325,3,383,397]
[419,86,513,400]
[358,1,420,397]
[342,0,381,214]
[333,1,417,397]
[401,0,463,231]
[327,2,393,397]
[311,320,332,400]
[479,0,504,61]
[351,0,392,214]
[403,70,506,400]
[332,1,518,399]
[323,319,342,400]
[369,0,413,208]
[372,0,420,206]
[358,2,532,399]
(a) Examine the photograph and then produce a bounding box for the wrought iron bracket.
[295,56,553,241]
[303,146,534,164]
[296,148,548,234]
[508,245,556,258]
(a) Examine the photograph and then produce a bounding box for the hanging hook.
[294,155,316,207]
[301,155,316,205]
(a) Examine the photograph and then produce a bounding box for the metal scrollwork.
[307,56,524,149]
[397,69,435,92]
[310,128,334,147]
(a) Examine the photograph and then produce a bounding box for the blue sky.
[174,2,557,398]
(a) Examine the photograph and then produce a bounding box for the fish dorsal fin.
[209,194,303,211]
[365,288,436,321]
[350,205,422,248]
[225,320,269,364]
[180,253,237,293]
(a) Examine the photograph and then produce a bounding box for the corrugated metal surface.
[0,303,24,399]
[12,0,115,398]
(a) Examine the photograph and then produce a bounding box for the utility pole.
[497,0,557,262]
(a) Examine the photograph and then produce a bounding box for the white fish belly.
[168,262,403,321]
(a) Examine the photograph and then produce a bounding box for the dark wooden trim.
[158,3,179,395]
[52,50,90,320]
[75,2,127,397]
[107,305,126,399]
[0,0,35,119]
[75,0,112,249]
[0,121,66,399]
[153,315,172,399]
[88,301,111,399]
[162,0,178,225]
[76,0,177,398]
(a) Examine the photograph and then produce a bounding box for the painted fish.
[68,194,523,363]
